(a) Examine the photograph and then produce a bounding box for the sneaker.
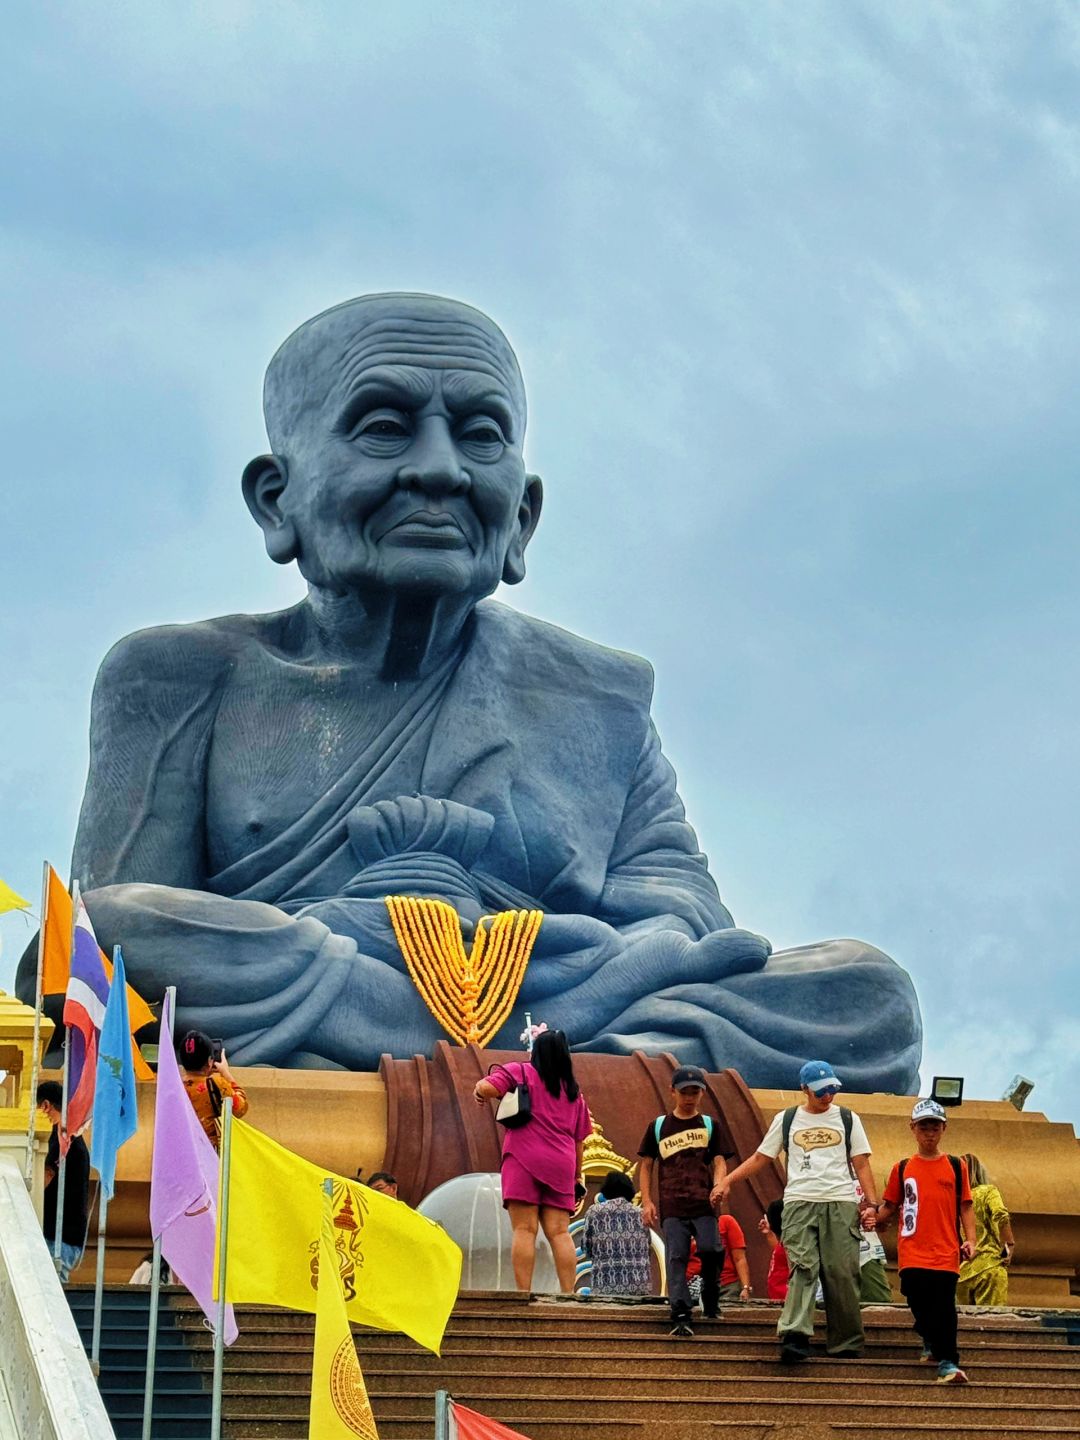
[670,1320,694,1338]
[936,1361,969,1384]
[919,1345,934,1363]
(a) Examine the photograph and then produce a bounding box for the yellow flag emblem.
[217,1119,462,1356]
[311,1181,380,1439]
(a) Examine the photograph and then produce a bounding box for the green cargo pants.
[778,1199,864,1355]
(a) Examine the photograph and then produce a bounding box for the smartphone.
[210,1038,225,1062]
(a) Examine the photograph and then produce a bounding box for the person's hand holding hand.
[710,1182,727,1210]
[859,1204,878,1231]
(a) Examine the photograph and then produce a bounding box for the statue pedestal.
[62,1049,1080,1306]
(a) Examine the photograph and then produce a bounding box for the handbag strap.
[488,1061,526,1088]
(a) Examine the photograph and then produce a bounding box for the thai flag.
[61,898,110,1154]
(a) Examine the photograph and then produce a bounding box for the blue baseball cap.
[799,1060,842,1095]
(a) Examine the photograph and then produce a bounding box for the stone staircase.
[180,1293,1080,1440]
[69,1287,1080,1440]
[66,1285,212,1438]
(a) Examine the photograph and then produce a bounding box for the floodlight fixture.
[930,1076,964,1108]
[1002,1074,1034,1111]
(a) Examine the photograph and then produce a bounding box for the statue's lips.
[379,512,471,549]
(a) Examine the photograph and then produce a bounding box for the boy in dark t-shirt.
[638,1064,735,1336]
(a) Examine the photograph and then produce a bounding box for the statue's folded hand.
[341,795,496,910]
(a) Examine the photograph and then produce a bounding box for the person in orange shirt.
[177,1030,249,1149]
[758,1200,790,1300]
[874,1099,976,1385]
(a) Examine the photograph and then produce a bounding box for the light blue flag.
[90,946,139,1202]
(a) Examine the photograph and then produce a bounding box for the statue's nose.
[395,417,469,496]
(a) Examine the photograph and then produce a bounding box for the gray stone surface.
[17,294,921,1089]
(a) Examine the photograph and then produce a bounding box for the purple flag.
[150,993,237,1344]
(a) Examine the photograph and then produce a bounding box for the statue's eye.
[458,417,507,449]
[359,416,410,439]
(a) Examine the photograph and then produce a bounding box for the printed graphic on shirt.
[792,1128,842,1152]
[791,1128,841,1171]
[658,1127,710,1161]
[901,1175,919,1237]
[638,1114,733,1221]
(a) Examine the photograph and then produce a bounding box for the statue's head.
[243,293,542,602]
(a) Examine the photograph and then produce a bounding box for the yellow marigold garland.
[385,895,542,1047]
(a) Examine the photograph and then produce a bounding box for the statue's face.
[254,299,538,601]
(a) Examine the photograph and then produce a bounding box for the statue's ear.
[242,454,298,565]
[502,473,543,585]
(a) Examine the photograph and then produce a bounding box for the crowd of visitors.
[466,1029,1015,1389]
[34,1011,1018,1394]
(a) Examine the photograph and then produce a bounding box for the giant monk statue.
[22,294,922,1090]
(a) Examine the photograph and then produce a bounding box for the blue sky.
[2,2,1077,1124]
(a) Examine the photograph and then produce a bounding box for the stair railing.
[0,1156,117,1440]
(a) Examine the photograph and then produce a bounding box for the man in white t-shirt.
[717,1059,879,1363]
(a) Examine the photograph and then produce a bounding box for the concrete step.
[160,1290,1080,1440]
[184,1345,1080,1384]
[374,1392,1080,1427]
[213,1405,1080,1440]
[193,1367,1080,1406]
[174,1315,1080,1362]
[170,1307,1077,1351]
[170,1294,1055,1329]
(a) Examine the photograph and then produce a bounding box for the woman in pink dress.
[474,1029,592,1292]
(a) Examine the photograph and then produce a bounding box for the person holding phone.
[177,1029,249,1149]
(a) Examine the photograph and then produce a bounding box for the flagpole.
[23,860,49,1187]
[53,878,80,1270]
[142,984,175,1440]
[90,1191,107,1376]
[210,1096,234,1440]
[435,1388,451,1440]
[88,940,124,1379]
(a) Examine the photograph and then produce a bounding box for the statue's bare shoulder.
[93,605,303,700]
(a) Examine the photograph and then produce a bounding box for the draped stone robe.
[22,600,921,1091]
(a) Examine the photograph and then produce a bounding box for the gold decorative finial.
[581,1112,636,1181]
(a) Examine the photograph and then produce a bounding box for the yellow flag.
[309,1180,380,1440]
[219,1119,462,1356]
[0,876,30,915]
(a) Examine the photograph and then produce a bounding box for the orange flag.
[40,864,156,1079]
[41,864,75,997]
